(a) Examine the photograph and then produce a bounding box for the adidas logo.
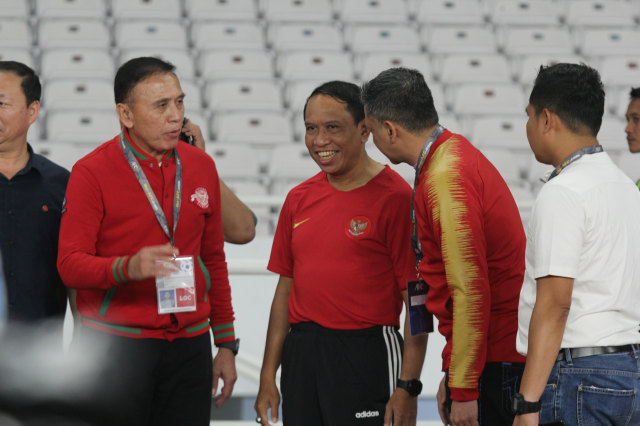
[355,410,380,419]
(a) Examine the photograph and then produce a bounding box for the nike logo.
[293,218,311,229]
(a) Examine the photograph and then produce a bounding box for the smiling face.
[304,94,368,177]
[117,72,185,160]
[625,98,640,153]
[0,71,39,149]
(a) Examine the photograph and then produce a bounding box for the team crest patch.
[345,216,371,239]
[190,187,209,208]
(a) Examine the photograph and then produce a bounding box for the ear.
[383,121,397,144]
[27,100,40,126]
[358,120,370,143]
[116,103,134,128]
[541,108,556,135]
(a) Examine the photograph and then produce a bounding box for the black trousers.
[71,326,213,426]
[280,322,403,426]
[445,362,525,426]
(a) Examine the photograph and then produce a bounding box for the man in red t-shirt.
[254,81,428,426]
[363,68,526,426]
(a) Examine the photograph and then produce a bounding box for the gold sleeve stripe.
[425,137,484,390]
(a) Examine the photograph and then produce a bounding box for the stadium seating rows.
[2,0,639,231]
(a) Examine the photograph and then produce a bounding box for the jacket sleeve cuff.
[449,386,479,402]
[110,256,131,284]
[211,322,235,345]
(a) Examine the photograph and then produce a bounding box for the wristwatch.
[216,338,240,356]
[396,378,423,397]
[511,392,541,415]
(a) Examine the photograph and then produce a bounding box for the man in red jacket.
[57,57,237,426]
[362,68,526,426]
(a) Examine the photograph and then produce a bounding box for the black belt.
[556,344,638,361]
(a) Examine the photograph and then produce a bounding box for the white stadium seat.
[356,52,433,82]
[192,22,266,52]
[438,54,512,85]
[277,51,354,81]
[565,0,636,29]
[490,0,561,27]
[338,0,409,25]
[206,80,283,112]
[35,0,106,19]
[46,111,120,144]
[267,144,318,194]
[116,21,187,50]
[600,56,640,89]
[207,143,262,181]
[42,79,114,111]
[597,117,629,154]
[212,112,294,146]
[480,148,525,186]
[40,49,114,80]
[260,0,334,23]
[33,142,98,172]
[346,24,421,53]
[423,26,497,56]
[470,116,529,152]
[200,51,274,81]
[415,0,485,26]
[578,29,640,58]
[267,23,343,52]
[452,83,526,117]
[0,48,34,68]
[0,0,30,19]
[111,0,182,20]
[38,19,110,49]
[0,20,32,48]
[500,27,574,57]
[186,0,258,21]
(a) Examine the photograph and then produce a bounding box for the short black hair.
[529,63,604,137]
[0,60,41,106]
[361,67,438,133]
[303,81,364,124]
[114,56,176,104]
[630,87,640,100]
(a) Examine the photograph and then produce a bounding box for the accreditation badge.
[407,279,434,335]
[156,256,196,314]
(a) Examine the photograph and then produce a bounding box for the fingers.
[211,369,220,397]
[383,401,393,426]
[127,243,180,281]
[215,380,235,408]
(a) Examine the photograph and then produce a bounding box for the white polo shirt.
[517,152,640,355]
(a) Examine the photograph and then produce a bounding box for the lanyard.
[546,144,603,182]
[119,130,182,246]
[410,125,445,269]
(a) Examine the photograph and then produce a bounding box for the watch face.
[407,380,422,396]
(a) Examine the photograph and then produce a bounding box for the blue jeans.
[539,347,640,426]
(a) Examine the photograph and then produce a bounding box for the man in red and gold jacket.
[58,57,237,426]
[363,67,526,426]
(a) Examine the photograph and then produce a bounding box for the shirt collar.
[123,128,175,164]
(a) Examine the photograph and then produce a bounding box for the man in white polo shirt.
[513,63,640,426]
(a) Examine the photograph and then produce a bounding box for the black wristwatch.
[216,338,240,356]
[511,392,541,415]
[396,378,423,397]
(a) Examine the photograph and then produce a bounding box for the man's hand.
[384,388,417,426]
[254,378,281,426]
[181,118,206,150]
[513,413,539,426]
[436,375,451,425]
[450,400,479,426]
[212,347,237,407]
[126,243,179,281]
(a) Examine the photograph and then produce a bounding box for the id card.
[407,279,434,335]
[156,256,196,314]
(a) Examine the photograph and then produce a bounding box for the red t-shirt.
[268,166,415,329]
[416,130,526,401]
